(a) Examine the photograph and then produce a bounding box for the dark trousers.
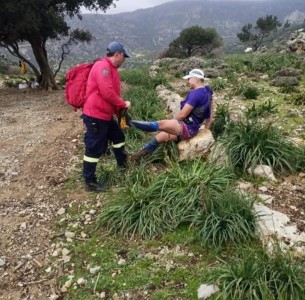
[81,114,127,182]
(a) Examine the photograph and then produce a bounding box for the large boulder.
[271,76,299,87]
[156,85,182,117]
[287,30,305,53]
[178,127,214,161]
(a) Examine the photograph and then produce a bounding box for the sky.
[105,0,174,14]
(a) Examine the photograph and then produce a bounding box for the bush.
[195,189,257,248]
[243,85,260,99]
[210,104,231,139]
[99,160,234,238]
[207,246,305,300]
[245,100,278,119]
[210,78,228,91]
[220,122,305,173]
[225,53,305,76]
[291,92,305,106]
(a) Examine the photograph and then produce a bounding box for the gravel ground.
[0,87,83,299]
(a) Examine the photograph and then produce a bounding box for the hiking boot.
[85,181,106,192]
[129,148,150,162]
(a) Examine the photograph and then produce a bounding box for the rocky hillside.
[64,0,305,56]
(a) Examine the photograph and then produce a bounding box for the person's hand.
[125,101,131,108]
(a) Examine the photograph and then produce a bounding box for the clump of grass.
[220,121,305,173]
[291,92,305,106]
[210,104,231,139]
[207,246,305,300]
[210,78,228,91]
[124,86,165,121]
[243,85,260,99]
[245,100,278,119]
[194,189,257,248]
[279,85,299,94]
[99,160,234,238]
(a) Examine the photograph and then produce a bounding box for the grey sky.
[105,0,174,14]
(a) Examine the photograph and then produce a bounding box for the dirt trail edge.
[0,88,83,299]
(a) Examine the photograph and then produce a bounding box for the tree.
[0,0,115,90]
[161,26,223,58]
[237,15,282,51]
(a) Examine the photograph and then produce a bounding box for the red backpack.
[65,60,99,111]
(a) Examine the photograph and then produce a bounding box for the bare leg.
[129,119,181,135]
[155,131,179,143]
[157,120,181,136]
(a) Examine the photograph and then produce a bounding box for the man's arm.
[176,103,193,121]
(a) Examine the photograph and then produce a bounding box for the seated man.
[129,69,214,160]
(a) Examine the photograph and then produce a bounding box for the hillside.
[64,0,305,57]
[1,52,305,299]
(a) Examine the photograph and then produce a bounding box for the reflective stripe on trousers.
[83,155,99,163]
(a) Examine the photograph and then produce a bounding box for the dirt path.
[0,88,83,299]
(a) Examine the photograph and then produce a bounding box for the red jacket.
[83,57,127,120]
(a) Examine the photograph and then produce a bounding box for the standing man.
[81,41,131,192]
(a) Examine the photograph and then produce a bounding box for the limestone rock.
[178,128,214,161]
[247,165,277,182]
[156,85,182,118]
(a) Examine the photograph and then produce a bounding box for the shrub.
[99,160,234,238]
[245,100,278,119]
[220,122,305,173]
[291,92,305,105]
[207,246,305,300]
[243,85,260,99]
[279,85,299,94]
[124,86,165,121]
[210,78,228,91]
[210,104,231,139]
[195,189,257,248]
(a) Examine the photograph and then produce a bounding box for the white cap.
[183,68,205,80]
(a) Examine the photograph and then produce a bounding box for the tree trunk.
[29,39,58,90]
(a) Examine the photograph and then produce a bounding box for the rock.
[99,292,106,299]
[254,203,305,247]
[62,248,70,256]
[287,31,305,53]
[258,194,274,204]
[65,231,75,239]
[271,76,299,87]
[57,207,66,215]
[89,266,101,274]
[198,284,219,299]
[236,181,253,191]
[118,258,126,265]
[0,257,6,267]
[178,128,215,161]
[207,142,230,168]
[77,278,87,286]
[247,165,277,182]
[156,85,183,118]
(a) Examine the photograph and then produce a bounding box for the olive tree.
[0,0,116,90]
[161,25,223,58]
[237,15,282,51]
